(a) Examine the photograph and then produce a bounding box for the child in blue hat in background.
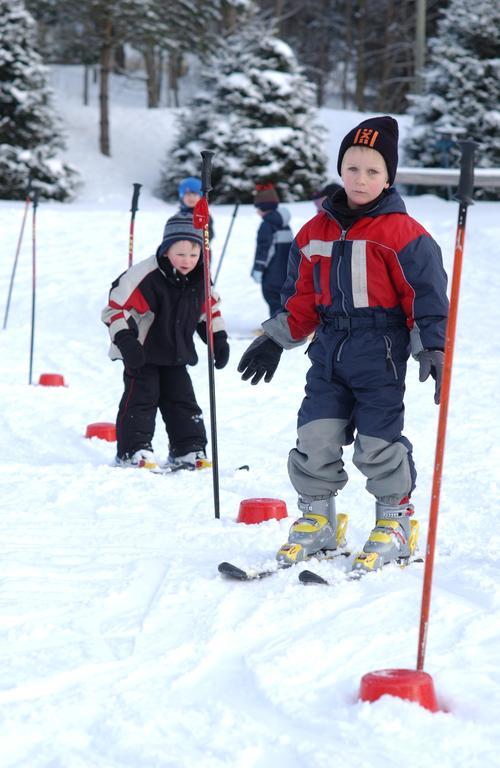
[166,177,215,243]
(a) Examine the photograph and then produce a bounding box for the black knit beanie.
[337,116,399,186]
[158,212,203,257]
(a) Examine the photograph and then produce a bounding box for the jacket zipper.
[335,227,350,362]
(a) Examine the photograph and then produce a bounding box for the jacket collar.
[323,187,407,229]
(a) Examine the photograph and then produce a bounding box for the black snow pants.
[116,363,207,459]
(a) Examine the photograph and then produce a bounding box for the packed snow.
[0,66,499,768]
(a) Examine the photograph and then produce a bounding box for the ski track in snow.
[0,66,499,767]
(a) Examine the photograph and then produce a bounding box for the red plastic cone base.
[237,498,288,525]
[85,422,117,442]
[38,372,65,387]
[359,669,439,712]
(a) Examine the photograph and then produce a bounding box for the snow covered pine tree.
[0,0,79,200]
[158,12,326,203]
[404,0,500,200]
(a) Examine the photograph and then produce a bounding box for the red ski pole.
[193,150,220,519]
[417,140,478,670]
[128,182,142,267]
[3,177,33,330]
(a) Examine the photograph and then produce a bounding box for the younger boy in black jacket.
[102,212,229,471]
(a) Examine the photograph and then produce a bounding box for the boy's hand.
[418,349,444,404]
[114,330,145,370]
[251,269,263,283]
[238,335,283,385]
[213,331,230,369]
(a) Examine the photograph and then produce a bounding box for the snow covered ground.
[0,66,499,767]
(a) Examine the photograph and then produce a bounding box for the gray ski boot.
[276,496,348,567]
[352,496,418,574]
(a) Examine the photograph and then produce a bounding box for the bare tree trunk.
[83,64,89,106]
[222,0,237,32]
[114,44,126,72]
[341,2,352,108]
[315,0,329,106]
[377,0,395,110]
[355,0,366,110]
[157,50,163,105]
[99,20,113,156]
[144,46,159,108]
[167,53,181,108]
[274,0,285,32]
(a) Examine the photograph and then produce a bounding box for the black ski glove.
[197,324,230,369]
[238,335,283,385]
[196,321,208,343]
[214,331,230,369]
[418,349,444,405]
[114,329,145,371]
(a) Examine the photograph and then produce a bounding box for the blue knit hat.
[178,177,202,199]
[158,212,203,257]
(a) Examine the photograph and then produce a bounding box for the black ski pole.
[28,190,39,386]
[3,176,33,330]
[194,150,220,519]
[213,202,239,286]
[128,182,142,267]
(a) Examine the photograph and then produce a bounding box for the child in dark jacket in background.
[239,116,448,573]
[102,212,229,472]
[251,184,293,316]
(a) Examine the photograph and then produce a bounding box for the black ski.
[218,562,277,581]
[218,549,351,582]
[299,555,424,586]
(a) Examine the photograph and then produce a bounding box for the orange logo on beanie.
[353,128,379,147]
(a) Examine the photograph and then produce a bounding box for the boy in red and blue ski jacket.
[238,116,449,572]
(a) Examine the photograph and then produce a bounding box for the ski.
[298,555,424,585]
[218,549,351,582]
[113,462,249,475]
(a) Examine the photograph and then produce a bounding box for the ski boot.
[115,448,160,471]
[276,496,348,567]
[352,496,419,574]
[165,450,212,471]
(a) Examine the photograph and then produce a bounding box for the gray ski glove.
[418,349,444,405]
[238,335,283,385]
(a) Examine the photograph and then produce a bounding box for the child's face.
[255,208,267,218]
[182,191,201,208]
[166,240,201,275]
[341,146,389,209]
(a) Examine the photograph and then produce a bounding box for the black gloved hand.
[114,329,145,370]
[197,324,230,369]
[196,321,208,343]
[418,349,444,404]
[237,334,283,385]
[213,331,230,369]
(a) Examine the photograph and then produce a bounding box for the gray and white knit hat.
[158,212,203,257]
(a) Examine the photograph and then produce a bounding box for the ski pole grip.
[200,150,215,195]
[130,182,142,213]
[455,140,478,206]
[26,173,34,198]
[32,189,39,209]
